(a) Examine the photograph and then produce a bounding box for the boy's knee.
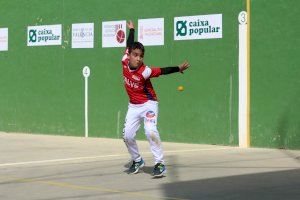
[144,124,158,137]
[145,130,161,145]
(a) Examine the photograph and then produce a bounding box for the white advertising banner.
[138,18,164,46]
[72,23,94,48]
[102,20,126,48]
[0,28,8,51]
[27,24,62,46]
[174,14,222,40]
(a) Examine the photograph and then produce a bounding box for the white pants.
[123,100,164,164]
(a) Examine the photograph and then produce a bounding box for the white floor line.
[0,147,232,167]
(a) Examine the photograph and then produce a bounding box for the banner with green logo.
[27,24,62,46]
[174,14,222,40]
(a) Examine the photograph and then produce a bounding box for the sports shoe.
[128,158,145,174]
[152,163,166,177]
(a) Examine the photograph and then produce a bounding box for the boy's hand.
[127,20,134,29]
[179,60,190,73]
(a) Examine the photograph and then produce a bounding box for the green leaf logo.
[29,29,37,43]
[176,20,187,36]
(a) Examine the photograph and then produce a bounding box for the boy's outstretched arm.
[160,60,190,75]
[126,20,135,48]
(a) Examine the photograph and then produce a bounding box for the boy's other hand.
[127,20,134,29]
[179,60,190,73]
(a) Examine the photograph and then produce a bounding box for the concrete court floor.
[0,132,299,200]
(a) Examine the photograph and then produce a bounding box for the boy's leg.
[123,104,142,162]
[143,101,164,164]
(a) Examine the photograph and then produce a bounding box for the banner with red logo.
[102,20,126,48]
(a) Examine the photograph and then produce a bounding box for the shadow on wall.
[162,169,300,200]
[276,88,300,149]
[276,111,289,149]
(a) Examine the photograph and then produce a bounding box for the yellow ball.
[178,86,184,91]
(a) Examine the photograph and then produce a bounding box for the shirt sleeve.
[160,66,180,75]
[127,29,135,48]
[122,29,134,66]
[142,66,162,79]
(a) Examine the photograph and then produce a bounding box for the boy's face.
[129,49,144,68]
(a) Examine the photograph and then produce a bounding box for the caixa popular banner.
[27,24,62,46]
[174,14,222,40]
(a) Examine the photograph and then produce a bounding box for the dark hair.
[129,42,145,54]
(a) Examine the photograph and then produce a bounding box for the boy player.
[122,21,189,177]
